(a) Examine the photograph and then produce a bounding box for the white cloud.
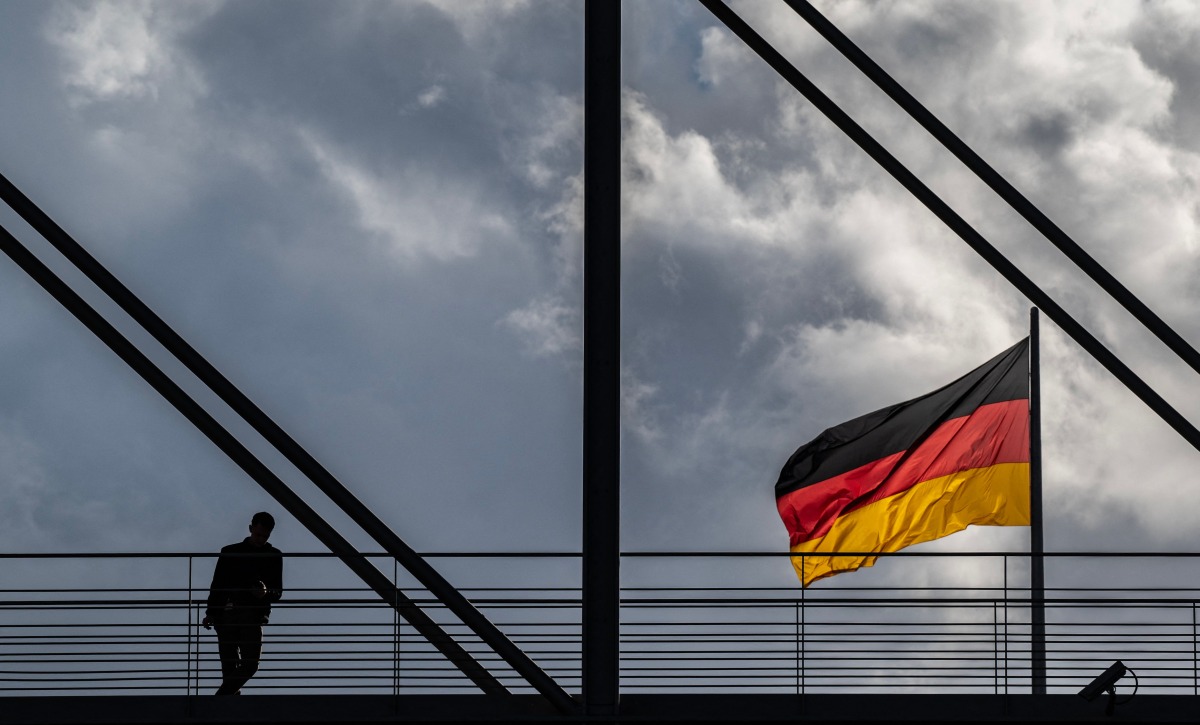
[621,367,664,445]
[499,93,584,357]
[509,93,581,189]
[419,0,532,40]
[46,0,213,106]
[417,84,447,109]
[624,91,810,250]
[0,422,48,546]
[400,84,448,115]
[303,130,517,263]
[501,295,579,358]
[695,25,753,88]
[622,84,1021,378]
[623,92,742,237]
[38,1,224,237]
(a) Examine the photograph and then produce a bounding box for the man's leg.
[213,624,241,696]
[222,620,264,694]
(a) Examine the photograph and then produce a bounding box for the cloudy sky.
[1,0,1200,595]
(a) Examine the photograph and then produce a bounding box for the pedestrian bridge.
[3,550,1199,723]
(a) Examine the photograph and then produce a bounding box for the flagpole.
[1030,307,1047,694]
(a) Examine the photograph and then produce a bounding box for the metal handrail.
[1,551,1198,696]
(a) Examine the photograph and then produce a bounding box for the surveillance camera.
[1078,661,1127,702]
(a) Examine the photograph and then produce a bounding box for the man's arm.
[204,550,230,620]
[263,551,283,604]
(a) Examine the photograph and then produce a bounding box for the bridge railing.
[0,552,1195,696]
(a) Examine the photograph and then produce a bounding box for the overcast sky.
[1,0,1200,595]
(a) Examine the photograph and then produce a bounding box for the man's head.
[248,511,275,546]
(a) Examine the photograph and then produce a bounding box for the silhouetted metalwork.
[0,172,573,713]
[783,0,1200,380]
[5,3,1199,722]
[0,223,506,696]
[583,0,621,716]
[4,551,1200,704]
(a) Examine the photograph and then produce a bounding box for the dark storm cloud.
[1130,3,1200,151]
[184,3,504,174]
[611,0,1200,583]
[1,0,1199,602]
[0,0,586,556]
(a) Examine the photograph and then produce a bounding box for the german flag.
[776,340,1030,586]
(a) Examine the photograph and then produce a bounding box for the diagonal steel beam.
[783,0,1200,379]
[697,0,1200,455]
[0,174,576,713]
[0,221,507,694]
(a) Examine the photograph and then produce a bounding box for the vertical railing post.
[993,600,999,695]
[800,555,806,697]
[394,558,400,710]
[1193,601,1197,696]
[794,601,799,696]
[1003,554,1009,695]
[187,555,195,711]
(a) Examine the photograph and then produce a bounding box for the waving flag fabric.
[776,340,1031,586]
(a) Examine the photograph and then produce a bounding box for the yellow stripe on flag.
[789,462,1030,586]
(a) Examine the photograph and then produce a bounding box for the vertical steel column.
[583,0,621,715]
[1029,308,1047,694]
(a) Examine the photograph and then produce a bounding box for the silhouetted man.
[202,512,283,695]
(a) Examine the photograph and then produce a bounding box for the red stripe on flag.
[777,398,1029,547]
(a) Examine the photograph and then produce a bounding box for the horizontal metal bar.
[7,549,1200,558]
[7,552,1200,699]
